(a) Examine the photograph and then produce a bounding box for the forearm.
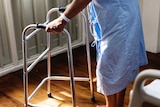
[45,0,91,33]
[63,0,91,19]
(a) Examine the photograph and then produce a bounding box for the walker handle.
[37,23,46,29]
[36,7,66,29]
[59,7,66,12]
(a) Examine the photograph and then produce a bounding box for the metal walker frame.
[22,7,95,107]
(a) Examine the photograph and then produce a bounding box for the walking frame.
[22,7,95,107]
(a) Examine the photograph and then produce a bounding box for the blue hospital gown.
[88,0,148,95]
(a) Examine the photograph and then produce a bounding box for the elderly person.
[46,0,148,107]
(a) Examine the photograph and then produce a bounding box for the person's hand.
[45,16,67,34]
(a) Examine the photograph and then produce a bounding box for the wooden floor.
[0,46,160,107]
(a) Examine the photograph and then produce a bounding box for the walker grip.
[59,7,66,12]
[37,23,46,29]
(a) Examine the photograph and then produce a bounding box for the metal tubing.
[45,7,59,98]
[27,48,50,72]
[28,103,51,107]
[46,76,90,81]
[45,9,77,106]
[63,29,76,107]
[81,12,95,100]
[22,7,94,107]
[22,24,37,107]
[47,32,51,96]
[22,26,76,107]
[46,8,59,23]
[22,24,49,107]
[28,76,50,100]
[23,28,76,107]
[28,76,89,101]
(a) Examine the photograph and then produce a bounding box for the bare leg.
[116,88,126,107]
[105,94,116,107]
[99,88,126,107]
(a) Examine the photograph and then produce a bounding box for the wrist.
[60,13,70,23]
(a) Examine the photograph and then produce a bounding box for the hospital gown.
[88,0,148,95]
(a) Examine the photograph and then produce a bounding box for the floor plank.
[0,46,160,107]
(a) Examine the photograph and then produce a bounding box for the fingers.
[45,17,65,34]
[45,25,61,34]
[45,24,62,34]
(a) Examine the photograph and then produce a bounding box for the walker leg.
[47,32,52,98]
[48,93,53,98]
[81,11,95,102]
[85,19,95,102]
[64,29,76,107]
[22,35,29,107]
[86,41,96,102]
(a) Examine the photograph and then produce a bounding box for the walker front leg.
[37,24,76,107]
[63,29,76,107]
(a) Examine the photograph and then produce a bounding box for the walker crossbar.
[22,24,75,107]
[22,7,95,107]
[39,6,95,102]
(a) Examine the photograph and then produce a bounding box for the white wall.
[140,0,160,53]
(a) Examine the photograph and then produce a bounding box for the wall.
[0,0,87,77]
[140,0,160,53]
